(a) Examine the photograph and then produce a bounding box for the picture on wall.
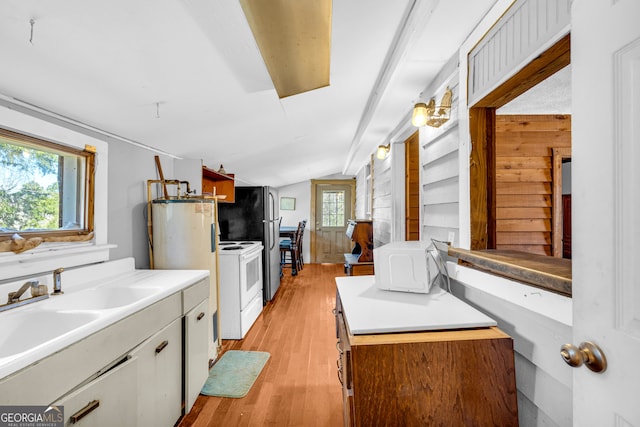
[280,197,296,210]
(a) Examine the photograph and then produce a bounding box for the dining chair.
[297,220,307,270]
[280,221,304,276]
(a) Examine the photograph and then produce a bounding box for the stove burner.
[239,242,255,245]
[219,242,236,246]
[222,246,243,250]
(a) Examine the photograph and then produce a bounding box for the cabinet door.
[54,356,137,427]
[185,299,210,413]
[131,317,182,427]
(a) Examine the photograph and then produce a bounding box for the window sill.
[447,248,572,297]
[0,243,116,281]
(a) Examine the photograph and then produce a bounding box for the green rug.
[200,350,270,398]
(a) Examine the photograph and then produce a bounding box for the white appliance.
[218,241,264,339]
[374,241,447,294]
[151,199,219,359]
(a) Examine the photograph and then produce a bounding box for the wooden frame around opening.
[469,33,571,250]
[552,147,571,257]
[0,127,96,242]
[309,179,356,263]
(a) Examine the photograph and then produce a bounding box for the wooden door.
[572,0,640,424]
[312,181,354,263]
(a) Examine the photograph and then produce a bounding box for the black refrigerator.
[218,186,280,303]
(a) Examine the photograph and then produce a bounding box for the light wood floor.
[178,263,344,427]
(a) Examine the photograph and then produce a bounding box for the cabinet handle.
[197,312,205,321]
[155,340,169,354]
[336,359,344,386]
[70,400,100,424]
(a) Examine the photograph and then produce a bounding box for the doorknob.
[560,341,607,373]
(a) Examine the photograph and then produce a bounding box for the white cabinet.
[53,356,138,426]
[184,299,209,413]
[131,317,182,427]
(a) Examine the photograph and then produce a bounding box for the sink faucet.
[7,280,39,303]
[52,268,64,295]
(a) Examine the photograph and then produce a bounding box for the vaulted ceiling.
[0,0,497,187]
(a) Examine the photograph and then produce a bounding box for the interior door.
[314,183,353,263]
[572,1,640,425]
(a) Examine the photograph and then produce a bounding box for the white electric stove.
[218,240,264,339]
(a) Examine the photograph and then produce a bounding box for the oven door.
[239,247,263,308]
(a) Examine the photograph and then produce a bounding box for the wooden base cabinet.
[335,297,519,426]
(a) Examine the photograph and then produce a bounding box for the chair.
[280,221,304,276]
[297,220,307,270]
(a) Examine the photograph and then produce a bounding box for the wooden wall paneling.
[497,207,552,219]
[497,156,552,169]
[496,231,551,245]
[496,169,552,182]
[496,182,552,194]
[496,194,552,207]
[494,115,571,255]
[496,219,551,232]
[405,131,420,241]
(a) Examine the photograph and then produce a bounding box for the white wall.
[0,97,178,276]
[276,180,311,263]
[107,143,175,268]
[0,99,111,280]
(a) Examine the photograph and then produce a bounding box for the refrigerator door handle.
[268,191,276,250]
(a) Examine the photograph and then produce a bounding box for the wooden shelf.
[202,167,233,181]
[202,166,235,202]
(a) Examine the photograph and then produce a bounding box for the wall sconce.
[411,87,453,128]
[376,144,390,160]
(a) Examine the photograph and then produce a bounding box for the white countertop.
[336,275,496,335]
[0,258,209,379]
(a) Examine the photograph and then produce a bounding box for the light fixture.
[240,0,331,98]
[412,87,453,128]
[376,144,390,160]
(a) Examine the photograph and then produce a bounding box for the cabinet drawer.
[54,356,138,427]
[183,278,209,314]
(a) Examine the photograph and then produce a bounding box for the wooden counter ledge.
[448,247,572,297]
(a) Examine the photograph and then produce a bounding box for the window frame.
[0,127,95,242]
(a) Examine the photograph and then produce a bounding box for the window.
[0,128,95,242]
[322,190,346,227]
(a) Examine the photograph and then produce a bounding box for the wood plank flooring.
[178,263,344,427]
